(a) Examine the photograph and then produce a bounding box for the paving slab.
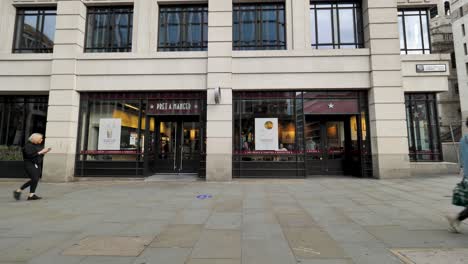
[1,175,467,263]
[191,230,241,259]
[0,232,75,262]
[283,227,347,259]
[172,209,211,225]
[186,259,241,264]
[276,213,318,227]
[205,213,242,230]
[391,248,468,264]
[149,224,203,248]
[62,236,153,257]
[79,256,135,264]
[133,247,191,264]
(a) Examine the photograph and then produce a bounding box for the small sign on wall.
[416,64,447,73]
[98,118,121,150]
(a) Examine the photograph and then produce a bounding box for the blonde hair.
[28,133,43,142]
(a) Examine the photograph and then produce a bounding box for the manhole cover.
[62,236,153,256]
[391,248,468,264]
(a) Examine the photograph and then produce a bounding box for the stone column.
[291,0,311,49]
[206,0,233,181]
[364,0,411,178]
[0,0,15,53]
[42,0,85,182]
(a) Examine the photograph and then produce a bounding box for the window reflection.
[310,1,363,49]
[82,100,143,161]
[13,8,56,53]
[398,9,431,54]
[158,5,208,51]
[85,7,133,53]
[233,3,286,50]
[0,97,48,161]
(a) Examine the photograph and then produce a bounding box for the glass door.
[150,118,201,174]
[305,117,347,176]
[156,121,178,173]
[179,121,200,173]
[323,121,345,175]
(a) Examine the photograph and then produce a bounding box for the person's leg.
[19,180,32,191]
[14,163,34,200]
[26,167,41,200]
[458,207,468,222]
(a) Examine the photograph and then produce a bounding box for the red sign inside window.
[303,99,358,114]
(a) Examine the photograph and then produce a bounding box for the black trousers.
[20,162,41,193]
[458,207,468,222]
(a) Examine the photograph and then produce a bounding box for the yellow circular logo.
[264,121,273,129]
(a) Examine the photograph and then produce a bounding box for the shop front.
[0,96,49,178]
[233,91,372,178]
[75,92,206,178]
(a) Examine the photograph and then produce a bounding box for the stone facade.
[0,0,452,181]
[431,0,462,142]
[452,0,468,135]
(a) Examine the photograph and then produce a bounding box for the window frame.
[12,7,57,54]
[309,0,364,49]
[84,6,134,53]
[233,2,287,51]
[157,4,208,52]
[405,93,442,162]
[398,9,432,55]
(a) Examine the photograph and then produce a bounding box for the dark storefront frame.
[75,92,206,178]
[405,93,442,161]
[0,96,49,178]
[233,91,372,178]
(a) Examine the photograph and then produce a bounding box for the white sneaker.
[446,216,461,233]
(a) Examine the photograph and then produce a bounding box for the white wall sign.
[98,118,121,150]
[416,64,447,73]
[255,118,279,150]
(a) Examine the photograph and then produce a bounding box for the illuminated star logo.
[328,103,335,109]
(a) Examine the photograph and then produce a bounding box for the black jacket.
[23,142,43,165]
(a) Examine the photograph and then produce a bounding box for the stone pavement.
[1,175,468,264]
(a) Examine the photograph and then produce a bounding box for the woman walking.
[447,118,468,233]
[13,133,51,201]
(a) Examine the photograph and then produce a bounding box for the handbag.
[452,169,468,207]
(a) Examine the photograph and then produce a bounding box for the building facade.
[452,0,468,136]
[0,0,457,181]
[431,0,462,142]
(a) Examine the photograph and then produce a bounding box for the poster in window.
[255,118,279,150]
[98,118,122,150]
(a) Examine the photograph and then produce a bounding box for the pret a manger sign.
[148,100,200,115]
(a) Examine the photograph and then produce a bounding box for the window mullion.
[40,11,47,52]
[314,5,318,49]
[401,11,408,54]
[353,4,357,48]
[419,10,425,54]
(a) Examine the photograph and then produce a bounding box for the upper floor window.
[158,5,208,51]
[310,1,363,49]
[85,6,133,53]
[13,8,56,53]
[233,3,286,50]
[398,9,431,54]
